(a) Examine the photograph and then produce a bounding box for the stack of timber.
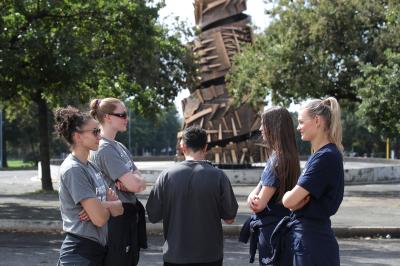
[177,0,263,167]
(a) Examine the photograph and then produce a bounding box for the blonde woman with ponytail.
[89,98,146,266]
[268,97,344,266]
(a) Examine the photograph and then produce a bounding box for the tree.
[117,106,181,156]
[0,108,6,167]
[341,109,386,157]
[0,1,190,190]
[226,0,393,107]
[352,3,400,135]
[354,51,400,137]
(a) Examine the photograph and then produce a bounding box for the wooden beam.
[231,117,237,136]
[249,155,254,164]
[185,107,213,124]
[195,90,204,103]
[222,117,229,130]
[240,148,248,164]
[234,111,242,128]
[227,142,238,164]
[251,117,261,131]
[205,129,233,134]
[212,146,222,164]
[199,117,204,128]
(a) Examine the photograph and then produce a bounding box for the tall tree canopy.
[353,4,400,139]
[227,0,394,107]
[0,0,191,190]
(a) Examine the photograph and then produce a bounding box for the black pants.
[104,203,139,266]
[164,259,223,266]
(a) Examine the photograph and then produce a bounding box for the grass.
[1,159,37,170]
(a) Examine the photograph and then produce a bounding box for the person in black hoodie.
[146,126,238,266]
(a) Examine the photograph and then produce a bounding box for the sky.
[157,0,271,116]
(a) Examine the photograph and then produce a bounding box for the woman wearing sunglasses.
[89,97,146,266]
[55,106,123,266]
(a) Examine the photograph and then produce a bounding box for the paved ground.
[0,232,399,266]
[0,169,400,265]
[0,170,400,235]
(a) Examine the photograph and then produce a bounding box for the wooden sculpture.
[178,0,263,166]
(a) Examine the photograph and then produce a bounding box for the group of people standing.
[55,95,344,266]
[241,97,344,266]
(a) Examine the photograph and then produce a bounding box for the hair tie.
[96,99,101,107]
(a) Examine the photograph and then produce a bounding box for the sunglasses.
[77,128,101,137]
[108,112,128,119]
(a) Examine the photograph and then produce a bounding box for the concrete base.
[41,157,400,185]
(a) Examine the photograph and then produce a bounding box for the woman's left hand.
[79,209,91,222]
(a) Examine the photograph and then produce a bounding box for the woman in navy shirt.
[282,97,344,266]
[244,106,300,265]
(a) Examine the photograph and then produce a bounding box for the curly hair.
[54,106,92,146]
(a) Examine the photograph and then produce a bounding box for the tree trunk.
[1,109,7,168]
[37,96,53,191]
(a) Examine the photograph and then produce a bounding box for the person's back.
[146,127,238,266]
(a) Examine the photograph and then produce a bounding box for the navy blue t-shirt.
[258,154,290,218]
[294,143,344,221]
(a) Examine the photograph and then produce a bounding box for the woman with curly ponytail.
[55,106,123,266]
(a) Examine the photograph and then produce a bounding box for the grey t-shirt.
[146,160,238,264]
[59,154,108,246]
[89,138,137,203]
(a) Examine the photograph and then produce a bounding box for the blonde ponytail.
[302,97,343,151]
[322,97,343,151]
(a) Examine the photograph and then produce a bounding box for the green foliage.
[354,50,400,138]
[0,0,192,188]
[4,104,68,161]
[341,109,385,156]
[352,3,400,138]
[227,0,392,107]
[227,0,400,154]
[0,0,191,113]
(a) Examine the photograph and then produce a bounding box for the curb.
[1,219,399,238]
